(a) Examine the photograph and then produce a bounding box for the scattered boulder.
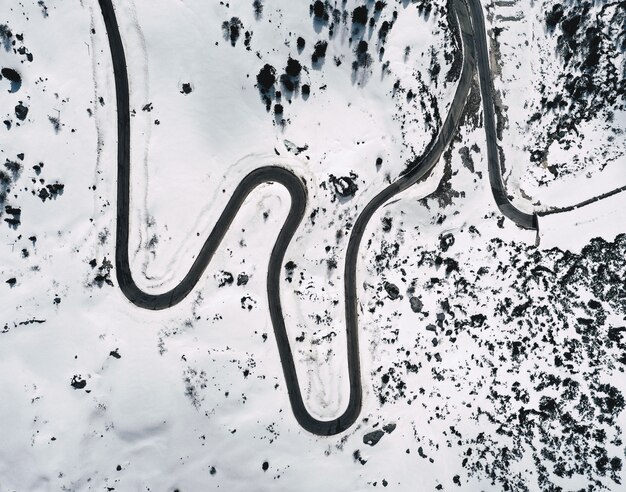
[328,173,358,199]
[363,429,385,446]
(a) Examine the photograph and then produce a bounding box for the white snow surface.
[0,0,625,491]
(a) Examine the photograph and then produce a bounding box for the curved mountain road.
[98,0,533,435]
[467,0,538,230]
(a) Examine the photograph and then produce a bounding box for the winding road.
[467,0,539,230]
[98,0,536,435]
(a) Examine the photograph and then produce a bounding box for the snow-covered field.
[1,0,624,490]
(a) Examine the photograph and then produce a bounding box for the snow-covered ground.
[1,0,624,490]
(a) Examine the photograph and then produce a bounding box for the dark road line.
[467,0,538,231]
[99,0,353,435]
[99,0,525,435]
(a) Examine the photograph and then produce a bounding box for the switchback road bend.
[98,0,535,435]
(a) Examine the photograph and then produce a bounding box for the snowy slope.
[0,0,625,491]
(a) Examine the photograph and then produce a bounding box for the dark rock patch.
[15,102,28,120]
[70,375,87,390]
[328,173,358,199]
[384,281,400,300]
[1,67,21,92]
[312,40,328,66]
[409,296,423,313]
[222,17,244,46]
[363,429,385,446]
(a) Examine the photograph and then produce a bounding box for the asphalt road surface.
[98,0,534,435]
[467,0,538,230]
